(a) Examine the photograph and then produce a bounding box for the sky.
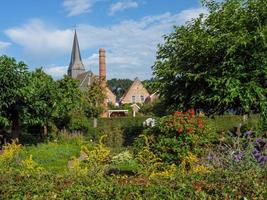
[0,0,207,80]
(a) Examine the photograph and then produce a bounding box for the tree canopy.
[0,56,29,138]
[0,56,82,139]
[82,81,106,119]
[108,78,133,98]
[152,0,267,116]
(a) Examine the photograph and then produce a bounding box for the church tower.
[68,30,85,78]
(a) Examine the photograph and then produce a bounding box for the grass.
[205,114,259,132]
[17,115,260,174]
[20,139,82,173]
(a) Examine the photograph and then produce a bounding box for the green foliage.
[53,75,81,129]
[21,69,57,128]
[0,55,83,139]
[19,136,82,173]
[0,55,29,137]
[140,98,168,117]
[134,110,208,164]
[142,78,157,94]
[0,129,266,199]
[66,108,92,133]
[108,78,133,98]
[82,81,106,118]
[96,117,147,148]
[152,0,267,116]
[109,150,140,173]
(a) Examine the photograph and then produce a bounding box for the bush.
[134,109,210,164]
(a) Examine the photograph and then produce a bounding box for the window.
[132,96,136,103]
[140,95,145,102]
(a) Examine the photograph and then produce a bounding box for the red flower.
[177,127,183,133]
[174,111,183,117]
[187,127,194,133]
[187,108,195,117]
[197,117,204,129]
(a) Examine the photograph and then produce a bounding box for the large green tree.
[0,56,29,138]
[20,69,57,136]
[152,0,267,117]
[0,55,82,139]
[21,70,81,136]
[53,75,81,130]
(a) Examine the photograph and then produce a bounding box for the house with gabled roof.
[120,77,150,104]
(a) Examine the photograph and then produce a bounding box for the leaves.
[152,0,267,116]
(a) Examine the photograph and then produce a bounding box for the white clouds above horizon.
[109,1,138,16]
[63,0,97,16]
[5,7,207,79]
[44,65,68,79]
[0,41,11,51]
[5,19,73,58]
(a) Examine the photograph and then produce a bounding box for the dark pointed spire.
[68,30,85,78]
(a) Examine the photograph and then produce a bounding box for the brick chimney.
[99,48,106,85]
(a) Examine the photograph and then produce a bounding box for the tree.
[108,78,133,98]
[0,55,29,138]
[53,75,81,130]
[82,81,106,127]
[20,68,57,137]
[152,0,267,117]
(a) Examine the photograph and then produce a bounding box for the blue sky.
[0,0,207,80]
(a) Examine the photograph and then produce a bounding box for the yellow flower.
[0,140,22,163]
[192,165,212,173]
[20,155,44,175]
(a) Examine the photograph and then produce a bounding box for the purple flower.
[233,153,243,162]
[252,149,261,159]
[207,153,213,161]
[255,138,265,145]
[258,156,267,166]
[244,130,253,136]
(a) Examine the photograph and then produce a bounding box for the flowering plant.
[159,109,205,136]
[137,109,207,164]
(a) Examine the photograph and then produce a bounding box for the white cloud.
[109,1,138,16]
[44,65,68,79]
[0,41,11,51]
[63,0,97,16]
[5,7,207,79]
[5,19,73,58]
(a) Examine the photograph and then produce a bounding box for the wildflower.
[233,152,243,162]
[207,153,213,161]
[252,149,261,159]
[258,156,267,166]
[186,127,194,133]
[187,109,195,117]
[174,111,183,117]
[197,117,204,129]
[244,130,253,136]
[177,127,183,133]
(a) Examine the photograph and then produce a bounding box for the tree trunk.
[44,124,48,138]
[93,118,98,128]
[11,116,20,140]
[44,125,48,137]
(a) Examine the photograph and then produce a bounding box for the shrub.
[134,109,209,164]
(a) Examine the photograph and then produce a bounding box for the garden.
[0,112,266,199]
[0,0,266,199]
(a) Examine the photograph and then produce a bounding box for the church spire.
[68,30,85,78]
